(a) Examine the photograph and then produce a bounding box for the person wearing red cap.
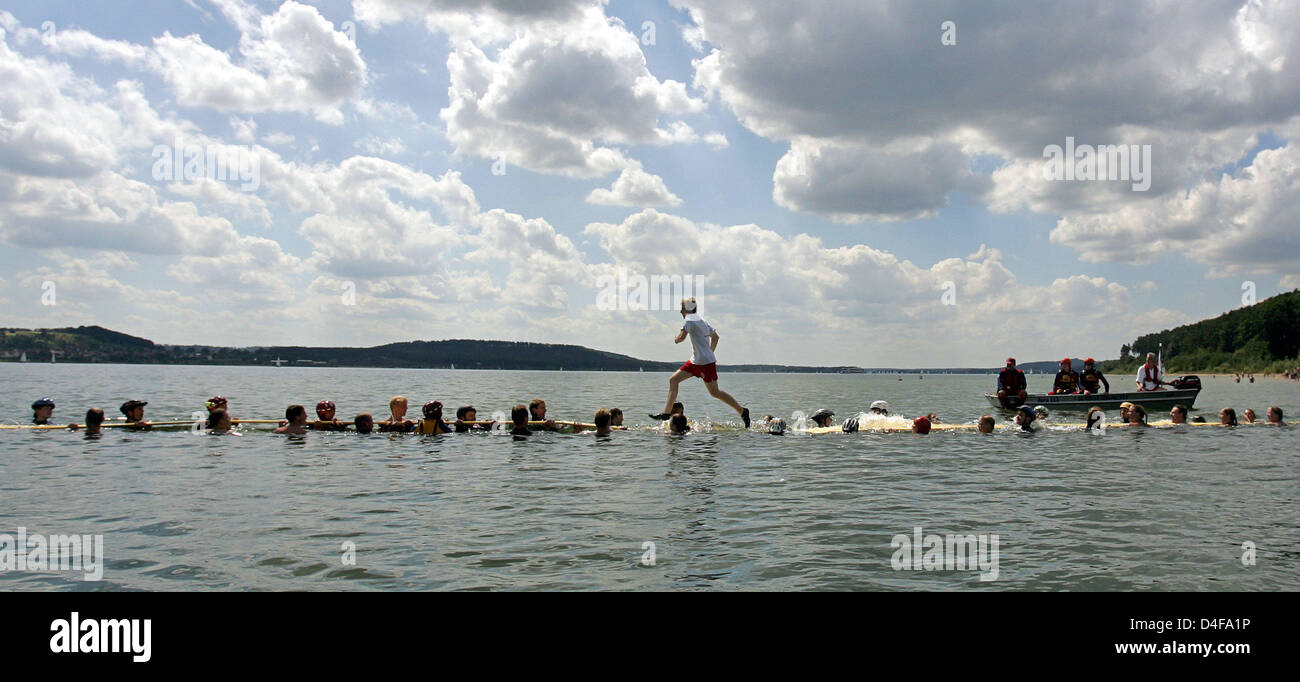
[416,401,452,434]
[1079,358,1109,394]
[1051,358,1081,394]
[996,358,1027,407]
[912,416,932,434]
[310,400,348,431]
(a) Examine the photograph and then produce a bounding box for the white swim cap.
[870,400,889,411]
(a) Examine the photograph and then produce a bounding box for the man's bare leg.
[705,380,747,424]
[660,370,692,415]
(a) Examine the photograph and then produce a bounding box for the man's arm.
[709,331,719,351]
[674,329,687,344]
[1100,373,1110,393]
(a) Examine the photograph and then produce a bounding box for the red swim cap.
[912,416,932,434]
[316,400,335,411]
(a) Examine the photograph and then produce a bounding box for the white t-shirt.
[1135,363,1160,390]
[682,313,716,365]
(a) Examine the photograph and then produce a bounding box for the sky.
[0,0,1297,367]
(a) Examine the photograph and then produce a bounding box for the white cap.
[682,298,697,313]
[870,400,889,410]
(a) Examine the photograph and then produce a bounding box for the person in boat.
[31,397,56,425]
[1051,358,1081,394]
[997,358,1028,406]
[509,404,531,437]
[1014,405,1037,432]
[1266,406,1285,425]
[274,405,309,434]
[1127,404,1149,426]
[1135,353,1166,391]
[1086,407,1104,430]
[810,408,834,428]
[1169,404,1189,424]
[118,399,151,429]
[912,416,931,434]
[1242,408,1257,424]
[593,408,613,436]
[1218,407,1238,426]
[869,400,890,416]
[207,408,233,434]
[455,405,493,432]
[528,399,561,431]
[416,401,452,435]
[609,408,624,427]
[311,400,348,431]
[380,396,415,432]
[1079,358,1109,394]
[669,413,691,434]
[354,413,374,434]
[977,415,996,433]
[652,297,750,428]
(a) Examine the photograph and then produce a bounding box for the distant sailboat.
[450,363,456,370]
[50,351,56,363]
[19,352,27,362]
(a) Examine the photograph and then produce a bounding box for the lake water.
[1,364,1296,591]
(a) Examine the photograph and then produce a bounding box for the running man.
[651,298,750,428]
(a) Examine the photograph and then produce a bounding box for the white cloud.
[437,3,703,179]
[586,165,682,207]
[678,0,1300,232]
[1049,143,1300,276]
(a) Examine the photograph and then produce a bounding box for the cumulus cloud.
[586,164,683,207]
[438,4,703,179]
[679,0,1300,236]
[580,209,1148,363]
[1050,143,1300,277]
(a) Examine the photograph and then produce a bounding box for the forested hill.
[1101,290,1300,373]
[0,326,866,372]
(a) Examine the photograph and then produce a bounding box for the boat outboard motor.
[1169,375,1201,390]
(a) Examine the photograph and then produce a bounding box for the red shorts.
[680,361,719,383]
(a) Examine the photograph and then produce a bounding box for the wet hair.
[207,408,228,429]
[1129,405,1147,424]
[85,407,105,428]
[456,406,475,420]
[1171,404,1188,419]
[354,413,373,434]
[389,396,407,408]
[672,402,685,414]
[670,414,690,432]
[978,415,995,432]
[1220,408,1237,426]
[594,408,611,429]
[609,408,623,418]
[1268,406,1283,420]
[286,404,307,422]
[1192,416,1207,423]
[512,404,529,427]
[529,398,545,418]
